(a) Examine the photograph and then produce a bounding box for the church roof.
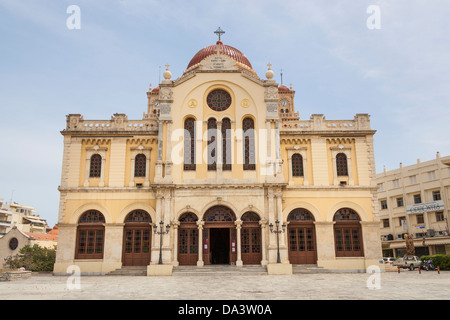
[186,41,253,71]
[278,84,291,92]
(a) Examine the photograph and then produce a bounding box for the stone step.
[106,266,147,276]
[292,264,328,274]
[173,265,268,276]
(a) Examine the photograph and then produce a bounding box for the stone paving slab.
[0,271,449,300]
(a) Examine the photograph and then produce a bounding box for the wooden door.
[288,223,317,264]
[178,227,199,265]
[123,225,151,266]
[241,225,262,265]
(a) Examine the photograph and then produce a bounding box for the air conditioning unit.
[381,235,388,241]
[136,183,143,188]
[339,181,347,186]
[427,229,435,237]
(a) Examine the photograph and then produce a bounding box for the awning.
[23,217,45,224]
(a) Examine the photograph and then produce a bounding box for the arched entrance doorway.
[122,210,152,266]
[178,212,199,266]
[203,205,236,265]
[241,212,262,265]
[287,208,317,264]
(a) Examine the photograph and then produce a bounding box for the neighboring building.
[375,153,450,257]
[54,31,382,275]
[0,200,48,237]
[0,199,13,237]
[0,225,58,269]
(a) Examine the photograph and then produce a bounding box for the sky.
[0,0,449,228]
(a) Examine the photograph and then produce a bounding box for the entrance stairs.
[173,265,268,276]
[292,264,327,274]
[107,266,147,276]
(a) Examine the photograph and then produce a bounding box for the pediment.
[198,53,239,72]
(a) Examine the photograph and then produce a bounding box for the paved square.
[0,271,449,300]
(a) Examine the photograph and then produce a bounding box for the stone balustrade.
[281,114,372,132]
[64,113,158,132]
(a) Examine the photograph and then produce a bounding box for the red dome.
[186,42,253,70]
[278,85,290,92]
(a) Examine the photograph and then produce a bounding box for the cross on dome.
[214,27,225,44]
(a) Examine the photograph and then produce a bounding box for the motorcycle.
[422,259,435,271]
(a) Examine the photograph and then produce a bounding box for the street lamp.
[269,220,286,263]
[153,220,170,265]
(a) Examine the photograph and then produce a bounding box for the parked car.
[383,257,396,265]
[393,256,423,270]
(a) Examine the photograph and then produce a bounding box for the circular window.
[207,89,232,112]
[9,238,18,250]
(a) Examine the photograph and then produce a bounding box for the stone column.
[129,157,135,187]
[197,220,205,267]
[84,158,90,187]
[235,220,243,267]
[288,155,293,185]
[155,120,164,181]
[259,219,268,265]
[267,189,277,263]
[172,221,180,266]
[144,155,150,186]
[99,157,106,187]
[266,120,272,166]
[164,121,173,181]
[152,194,163,264]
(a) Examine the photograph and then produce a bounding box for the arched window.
[207,118,217,171]
[134,154,146,177]
[287,208,314,222]
[222,118,232,171]
[204,206,235,222]
[179,212,198,222]
[241,212,260,222]
[125,210,152,223]
[76,210,105,259]
[243,118,255,170]
[89,154,102,178]
[292,153,304,177]
[336,153,348,176]
[184,118,196,170]
[333,208,363,257]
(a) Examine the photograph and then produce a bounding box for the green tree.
[4,244,56,272]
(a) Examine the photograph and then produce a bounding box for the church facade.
[54,35,382,274]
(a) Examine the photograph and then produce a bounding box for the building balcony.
[0,208,12,215]
[0,220,12,227]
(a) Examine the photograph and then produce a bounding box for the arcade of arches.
[73,206,366,268]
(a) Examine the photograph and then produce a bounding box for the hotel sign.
[406,200,445,214]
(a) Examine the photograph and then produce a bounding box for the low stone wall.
[0,270,32,281]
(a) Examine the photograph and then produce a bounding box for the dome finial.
[266,62,274,80]
[214,27,225,44]
[163,63,172,80]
